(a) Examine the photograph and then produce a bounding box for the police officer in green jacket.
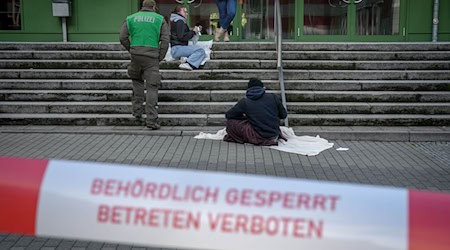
[119,0,170,130]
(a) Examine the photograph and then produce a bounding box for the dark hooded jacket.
[225,86,288,139]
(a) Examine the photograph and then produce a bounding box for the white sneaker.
[179,63,193,71]
[179,57,188,63]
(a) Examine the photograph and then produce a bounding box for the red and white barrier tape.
[0,157,449,250]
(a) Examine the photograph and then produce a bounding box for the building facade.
[0,0,449,42]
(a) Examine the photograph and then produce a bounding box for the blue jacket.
[225,86,288,139]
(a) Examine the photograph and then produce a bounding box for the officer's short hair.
[142,0,156,8]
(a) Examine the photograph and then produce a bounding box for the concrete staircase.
[0,42,449,128]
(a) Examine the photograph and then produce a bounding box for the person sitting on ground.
[224,78,288,146]
[169,5,206,71]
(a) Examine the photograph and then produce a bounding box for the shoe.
[180,57,188,63]
[179,63,193,71]
[215,27,224,42]
[146,122,161,130]
[224,31,230,42]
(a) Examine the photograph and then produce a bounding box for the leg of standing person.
[171,45,206,69]
[223,29,230,42]
[215,0,227,41]
[223,0,236,42]
[142,57,161,130]
[127,58,144,118]
[224,25,233,42]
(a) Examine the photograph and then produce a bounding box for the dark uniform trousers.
[127,54,160,123]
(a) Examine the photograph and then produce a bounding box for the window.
[304,0,348,35]
[356,0,401,35]
[0,0,21,30]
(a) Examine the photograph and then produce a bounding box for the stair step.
[1,113,448,126]
[1,69,449,80]
[213,42,450,51]
[1,59,449,70]
[288,102,450,114]
[3,50,449,61]
[2,42,450,52]
[2,90,449,102]
[279,42,450,51]
[0,50,130,60]
[0,79,131,90]
[0,90,223,102]
[0,101,233,114]
[0,102,132,114]
[1,79,448,91]
[0,42,124,51]
[0,113,208,126]
[212,50,450,60]
[1,102,449,115]
[282,60,450,70]
[284,90,450,102]
[0,60,130,69]
[283,51,450,61]
[285,114,450,126]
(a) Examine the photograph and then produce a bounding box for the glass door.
[303,0,349,36]
[300,0,405,41]
[237,0,296,41]
[0,0,21,30]
[355,0,402,36]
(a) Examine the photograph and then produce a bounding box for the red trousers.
[224,119,279,146]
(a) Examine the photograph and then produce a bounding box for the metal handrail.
[432,0,440,42]
[274,0,289,127]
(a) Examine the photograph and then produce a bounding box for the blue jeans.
[171,45,206,69]
[215,0,236,30]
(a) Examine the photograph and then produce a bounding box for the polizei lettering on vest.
[134,15,156,23]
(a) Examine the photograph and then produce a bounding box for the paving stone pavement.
[0,133,449,250]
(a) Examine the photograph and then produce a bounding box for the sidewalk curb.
[1,126,449,141]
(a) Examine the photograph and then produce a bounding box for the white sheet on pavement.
[195,127,334,156]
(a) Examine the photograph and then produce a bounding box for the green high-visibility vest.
[126,11,163,48]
